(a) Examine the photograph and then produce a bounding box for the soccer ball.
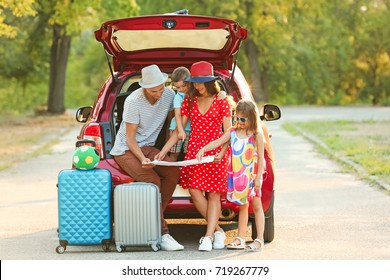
[72,146,100,170]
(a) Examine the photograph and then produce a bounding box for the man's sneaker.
[213,229,226,249]
[198,236,213,251]
[160,234,184,251]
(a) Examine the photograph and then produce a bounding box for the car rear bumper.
[165,195,241,220]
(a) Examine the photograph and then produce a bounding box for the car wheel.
[250,191,275,242]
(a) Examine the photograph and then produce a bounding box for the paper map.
[151,156,215,166]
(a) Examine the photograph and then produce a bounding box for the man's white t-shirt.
[110,87,175,156]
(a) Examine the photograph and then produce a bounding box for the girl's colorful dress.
[227,129,258,205]
[180,95,231,193]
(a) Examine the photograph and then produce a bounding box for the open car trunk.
[95,14,247,71]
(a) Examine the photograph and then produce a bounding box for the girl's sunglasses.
[233,116,248,123]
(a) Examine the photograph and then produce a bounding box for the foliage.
[0,0,36,38]
[0,0,389,115]
[65,1,139,108]
[0,0,138,114]
[0,1,50,114]
[352,1,390,105]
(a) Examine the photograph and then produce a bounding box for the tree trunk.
[47,24,71,114]
[244,38,269,103]
[261,64,269,103]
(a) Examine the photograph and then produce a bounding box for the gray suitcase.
[113,182,161,252]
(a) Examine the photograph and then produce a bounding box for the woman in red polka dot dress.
[183,61,234,251]
[157,61,234,251]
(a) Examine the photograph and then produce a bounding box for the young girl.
[196,99,266,251]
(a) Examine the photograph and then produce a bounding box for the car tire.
[250,191,275,243]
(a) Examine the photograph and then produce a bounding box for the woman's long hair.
[187,80,220,111]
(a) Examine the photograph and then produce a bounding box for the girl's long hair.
[234,100,260,137]
[235,100,275,165]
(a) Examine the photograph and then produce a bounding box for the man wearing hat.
[111,64,184,251]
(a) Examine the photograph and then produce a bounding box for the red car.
[75,12,281,243]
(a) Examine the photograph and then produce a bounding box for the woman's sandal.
[245,238,264,252]
[226,237,246,250]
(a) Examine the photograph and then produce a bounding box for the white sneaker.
[160,234,184,251]
[198,236,213,251]
[213,229,226,249]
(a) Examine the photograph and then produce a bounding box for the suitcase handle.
[75,140,96,147]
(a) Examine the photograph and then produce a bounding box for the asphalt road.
[1,106,390,261]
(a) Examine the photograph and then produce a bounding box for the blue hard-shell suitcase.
[56,168,112,254]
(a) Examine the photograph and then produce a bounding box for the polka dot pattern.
[180,95,231,193]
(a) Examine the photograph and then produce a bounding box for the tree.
[0,0,36,38]
[2,0,389,113]
[352,1,390,105]
[37,0,139,114]
[37,1,94,114]
[0,1,50,113]
[64,1,141,109]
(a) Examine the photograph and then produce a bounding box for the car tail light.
[82,123,104,158]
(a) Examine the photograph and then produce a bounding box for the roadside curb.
[293,126,390,193]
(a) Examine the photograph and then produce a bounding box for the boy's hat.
[185,61,218,83]
[138,64,168,88]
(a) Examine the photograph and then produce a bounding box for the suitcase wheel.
[56,245,66,254]
[151,244,161,252]
[116,245,125,253]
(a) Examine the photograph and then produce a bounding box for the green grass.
[283,120,390,190]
